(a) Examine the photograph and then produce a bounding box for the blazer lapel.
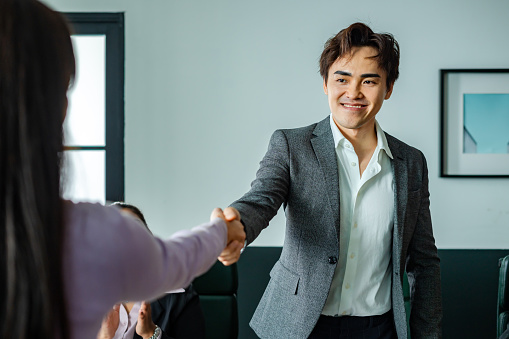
[387,134,407,267]
[310,117,340,237]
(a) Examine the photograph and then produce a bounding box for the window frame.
[63,12,125,202]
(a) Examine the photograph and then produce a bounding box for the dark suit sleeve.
[159,329,172,339]
[405,153,443,338]
[167,290,205,339]
[230,129,290,244]
[152,286,205,339]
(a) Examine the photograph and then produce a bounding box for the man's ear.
[384,83,394,100]
[323,79,328,95]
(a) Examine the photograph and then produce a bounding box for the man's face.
[323,46,393,135]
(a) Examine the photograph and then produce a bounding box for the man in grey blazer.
[218,22,441,339]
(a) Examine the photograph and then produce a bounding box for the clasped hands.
[211,207,246,266]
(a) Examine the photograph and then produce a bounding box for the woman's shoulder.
[64,200,120,223]
[64,200,142,237]
[63,200,142,272]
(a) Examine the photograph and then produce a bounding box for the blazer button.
[328,256,337,264]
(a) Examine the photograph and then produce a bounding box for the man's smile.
[340,103,368,109]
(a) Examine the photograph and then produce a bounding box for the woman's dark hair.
[0,0,75,337]
[319,22,400,88]
[111,202,151,233]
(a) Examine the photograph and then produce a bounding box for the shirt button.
[353,223,358,228]
[350,253,355,259]
[345,144,351,148]
[351,162,356,167]
[345,283,350,289]
[328,256,338,264]
[342,311,347,315]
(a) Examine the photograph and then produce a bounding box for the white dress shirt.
[322,115,395,317]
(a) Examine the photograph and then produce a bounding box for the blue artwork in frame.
[440,69,509,177]
[463,93,509,154]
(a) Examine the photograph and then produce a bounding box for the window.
[61,13,125,203]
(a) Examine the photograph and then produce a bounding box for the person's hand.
[136,301,157,339]
[211,207,246,266]
[96,304,120,339]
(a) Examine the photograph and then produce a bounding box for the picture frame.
[440,69,509,177]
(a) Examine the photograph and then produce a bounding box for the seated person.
[97,203,206,339]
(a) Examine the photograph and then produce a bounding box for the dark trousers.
[308,311,397,339]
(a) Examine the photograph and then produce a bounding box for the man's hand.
[136,301,157,339]
[96,304,120,339]
[211,207,246,266]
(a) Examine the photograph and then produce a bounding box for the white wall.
[45,0,509,249]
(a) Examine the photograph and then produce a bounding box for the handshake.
[211,207,246,266]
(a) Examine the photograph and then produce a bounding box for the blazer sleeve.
[405,153,443,338]
[230,129,291,244]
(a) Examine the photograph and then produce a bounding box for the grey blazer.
[231,117,442,339]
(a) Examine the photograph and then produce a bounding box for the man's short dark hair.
[319,22,400,88]
[111,202,151,234]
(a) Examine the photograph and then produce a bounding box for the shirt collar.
[329,114,393,160]
[329,114,345,148]
[375,120,393,160]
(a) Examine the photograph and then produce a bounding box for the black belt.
[317,310,392,330]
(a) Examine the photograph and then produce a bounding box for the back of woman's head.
[0,0,75,337]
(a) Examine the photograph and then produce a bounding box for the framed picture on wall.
[440,69,509,177]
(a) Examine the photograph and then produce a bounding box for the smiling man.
[219,22,442,339]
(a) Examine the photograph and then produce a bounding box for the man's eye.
[364,80,376,85]
[337,78,346,83]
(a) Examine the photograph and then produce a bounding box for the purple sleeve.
[120,216,228,301]
[64,202,227,339]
